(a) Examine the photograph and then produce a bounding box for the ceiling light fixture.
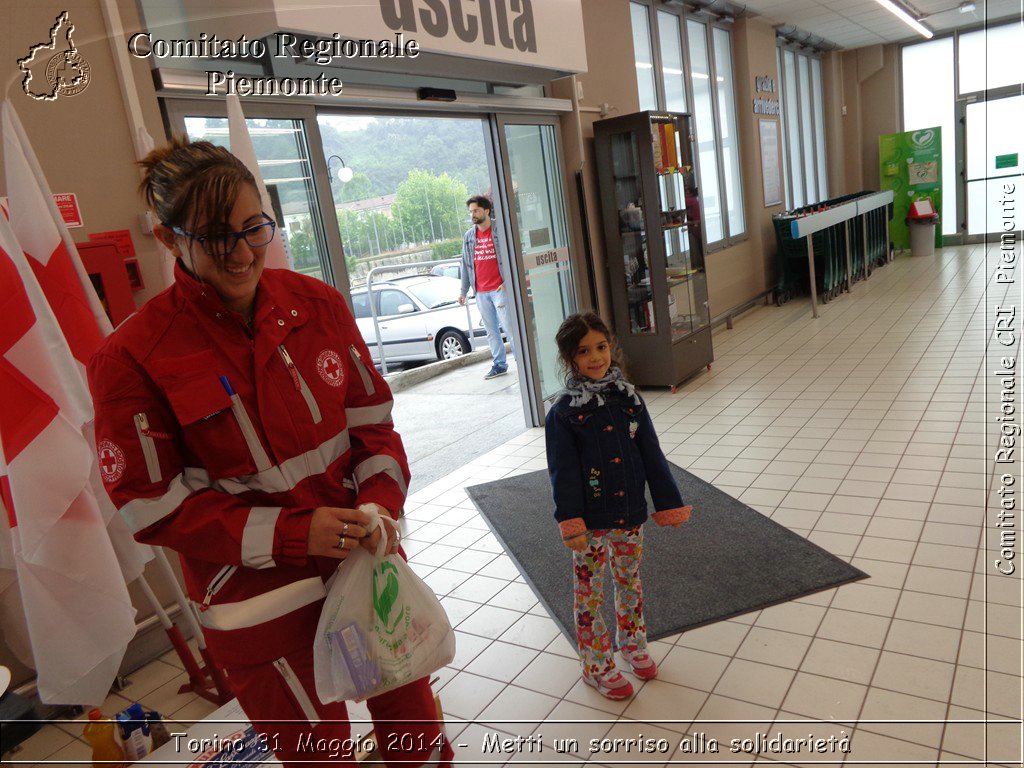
[871,0,934,39]
[959,1,976,11]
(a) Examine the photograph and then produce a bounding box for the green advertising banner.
[879,126,943,249]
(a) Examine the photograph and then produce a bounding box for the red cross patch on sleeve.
[97,439,126,484]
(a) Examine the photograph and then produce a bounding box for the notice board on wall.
[879,127,943,250]
[758,119,782,207]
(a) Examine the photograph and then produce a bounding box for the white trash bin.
[908,218,937,257]
[906,200,939,257]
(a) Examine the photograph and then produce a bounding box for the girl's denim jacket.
[545,390,690,539]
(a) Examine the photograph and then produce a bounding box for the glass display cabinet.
[593,111,712,390]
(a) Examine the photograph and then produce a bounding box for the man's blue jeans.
[476,285,515,369]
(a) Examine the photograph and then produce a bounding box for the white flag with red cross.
[0,208,137,705]
[1,100,111,368]
[1,100,152,586]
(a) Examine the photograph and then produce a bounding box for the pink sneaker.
[619,648,658,680]
[582,669,635,700]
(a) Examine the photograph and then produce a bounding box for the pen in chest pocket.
[219,375,272,472]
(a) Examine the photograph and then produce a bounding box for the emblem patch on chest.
[589,467,601,498]
[629,420,639,439]
[316,349,345,387]
[97,439,126,483]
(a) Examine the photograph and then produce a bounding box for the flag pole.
[133,573,210,691]
[151,549,232,703]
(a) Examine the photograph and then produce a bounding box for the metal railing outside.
[363,257,478,374]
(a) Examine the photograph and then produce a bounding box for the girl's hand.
[564,534,588,552]
[653,505,693,528]
[308,506,371,559]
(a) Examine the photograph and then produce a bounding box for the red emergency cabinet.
[77,241,136,326]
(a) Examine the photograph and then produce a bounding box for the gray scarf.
[564,366,641,408]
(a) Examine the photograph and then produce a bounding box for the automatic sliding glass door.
[964,93,1024,241]
[494,116,577,424]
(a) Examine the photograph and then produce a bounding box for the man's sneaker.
[619,648,658,680]
[582,669,635,700]
[483,365,508,380]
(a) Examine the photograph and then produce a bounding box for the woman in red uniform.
[88,137,452,767]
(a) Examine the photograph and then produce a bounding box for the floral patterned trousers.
[571,526,646,677]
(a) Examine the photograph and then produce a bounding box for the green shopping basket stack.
[772,191,891,306]
[773,206,841,305]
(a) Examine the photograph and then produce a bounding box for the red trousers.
[227,645,453,767]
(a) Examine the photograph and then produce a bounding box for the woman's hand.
[564,534,588,552]
[307,507,371,559]
[359,505,401,556]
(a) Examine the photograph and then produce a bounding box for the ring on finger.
[341,522,350,537]
[335,534,348,550]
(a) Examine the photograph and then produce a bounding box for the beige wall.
[828,44,901,195]
[553,0,641,318]
[0,0,179,690]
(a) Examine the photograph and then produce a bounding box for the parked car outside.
[351,274,487,364]
[429,262,461,281]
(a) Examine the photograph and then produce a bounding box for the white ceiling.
[740,0,1022,49]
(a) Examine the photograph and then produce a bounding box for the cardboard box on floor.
[139,695,444,766]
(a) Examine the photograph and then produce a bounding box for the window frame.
[777,46,791,208]
[631,2,661,112]
[711,25,745,239]
[776,40,829,209]
[629,0,747,251]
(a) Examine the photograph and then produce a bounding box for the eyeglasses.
[171,213,277,259]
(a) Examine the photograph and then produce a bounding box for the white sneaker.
[582,669,635,700]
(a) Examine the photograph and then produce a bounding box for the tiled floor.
[9,245,1022,767]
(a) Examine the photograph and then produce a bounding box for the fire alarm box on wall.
[77,241,135,326]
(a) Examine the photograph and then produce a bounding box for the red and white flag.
[226,95,292,270]
[1,100,151,584]
[1,101,111,369]
[0,210,137,705]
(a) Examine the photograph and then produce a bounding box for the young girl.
[546,313,692,700]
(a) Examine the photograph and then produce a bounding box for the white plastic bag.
[314,509,456,703]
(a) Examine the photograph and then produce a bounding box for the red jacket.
[88,262,410,667]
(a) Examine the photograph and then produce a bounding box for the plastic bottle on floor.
[146,710,171,750]
[116,702,150,760]
[83,709,125,768]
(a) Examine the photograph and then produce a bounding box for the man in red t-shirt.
[459,195,516,379]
